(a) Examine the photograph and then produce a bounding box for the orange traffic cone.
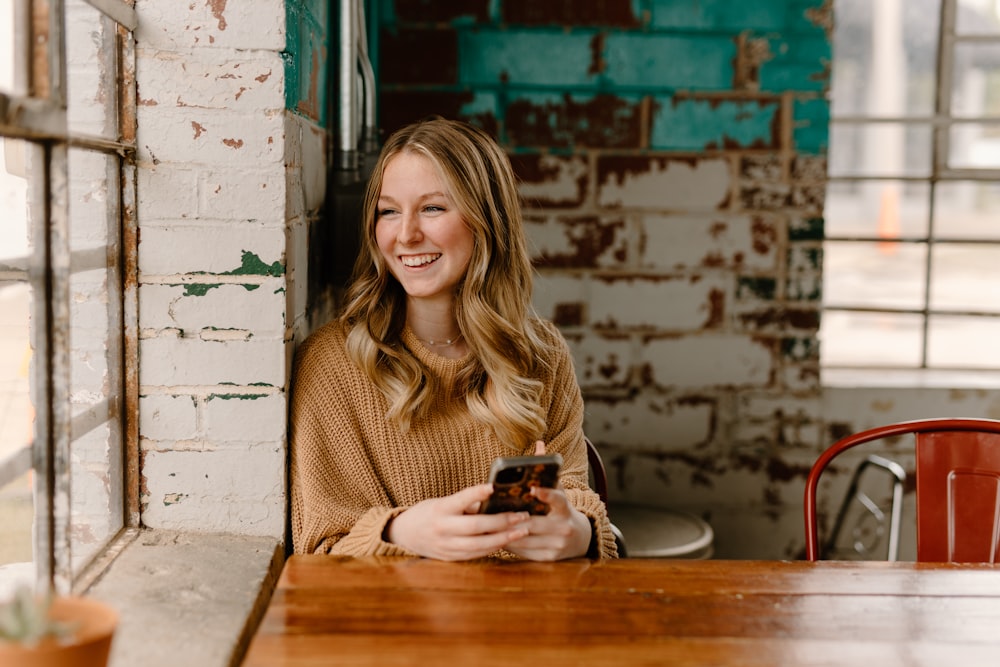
[877,186,900,255]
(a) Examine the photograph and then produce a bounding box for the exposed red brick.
[738,307,820,330]
[503,0,639,27]
[552,303,584,327]
[378,90,498,138]
[394,0,490,23]
[531,216,625,269]
[597,155,698,192]
[704,288,725,329]
[379,28,457,85]
[588,33,606,76]
[750,216,778,255]
[506,94,643,149]
[510,153,588,208]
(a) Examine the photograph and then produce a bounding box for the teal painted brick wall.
[374,0,832,560]
[378,0,829,155]
[651,98,780,151]
[285,0,330,124]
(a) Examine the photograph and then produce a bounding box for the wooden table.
[242,556,1000,666]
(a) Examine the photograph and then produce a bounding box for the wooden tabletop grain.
[241,556,1000,667]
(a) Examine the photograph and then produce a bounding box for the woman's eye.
[424,205,445,213]
[378,208,398,217]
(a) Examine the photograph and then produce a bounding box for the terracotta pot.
[0,596,118,667]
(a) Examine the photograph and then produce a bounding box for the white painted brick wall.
[519,154,588,205]
[137,225,285,275]
[202,393,287,443]
[641,214,778,271]
[139,336,285,387]
[135,0,285,51]
[130,0,324,538]
[646,335,773,387]
[139,283,286,335]
[584,396,714,450]
[597,158,730,210]
[565,333,633,389]
[140,394,199,442]
[136,108,285,167]
[589,275,728,330]
[140,448,285,537]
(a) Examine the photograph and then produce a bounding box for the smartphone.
[479,453,563,515]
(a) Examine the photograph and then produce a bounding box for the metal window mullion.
[47,142,73,594]
[118,20,140,529]
[921,0,959,370]
[31,140,73,596]
[29,0,74,596]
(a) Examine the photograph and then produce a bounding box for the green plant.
[0,586,77,646]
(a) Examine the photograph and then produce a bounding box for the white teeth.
[401,254,440,267]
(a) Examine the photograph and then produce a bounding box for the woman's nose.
[397,212,422,244]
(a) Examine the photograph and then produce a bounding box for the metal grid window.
[823,0,1000,385]
[0,0,137,594]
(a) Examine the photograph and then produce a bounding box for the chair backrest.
[804,417,1000,563]
[584,436,609,506]
[584,436,628,556]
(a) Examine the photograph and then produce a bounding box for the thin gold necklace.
[418,333,463,347]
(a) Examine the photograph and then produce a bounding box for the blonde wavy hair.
[339,118,553,450]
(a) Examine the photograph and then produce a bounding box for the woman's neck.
[406,300,467,358]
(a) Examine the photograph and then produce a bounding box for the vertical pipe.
[356,0,378,154]
[337,0,359,172]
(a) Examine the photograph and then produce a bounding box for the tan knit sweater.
[289,318,618,560]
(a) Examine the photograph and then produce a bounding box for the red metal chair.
[585,437,627,556]
[804,417,1000,563]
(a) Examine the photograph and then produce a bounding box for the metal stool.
[610,503,714,559]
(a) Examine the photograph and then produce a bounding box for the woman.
[290,118,617,561]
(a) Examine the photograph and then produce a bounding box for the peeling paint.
[588,33,606,76]
[163,493,188,506]
[750,216,777,255]
[804,0,833,36]
[175,282,264,297]
[507,93,645,149]
[206,393,268,401]
[207,0,228,31]
[732,32,773,91]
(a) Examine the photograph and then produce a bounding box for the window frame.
[0,0,138,594]
[823,0,1000,378]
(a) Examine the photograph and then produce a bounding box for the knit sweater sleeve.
[535,321,619,560]
[289,323,415,556]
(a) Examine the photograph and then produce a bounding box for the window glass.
[827,122,932,178]
[829,0,940,118]
[929,244,1000,313]
[820,310,924,367]
[824,0,1000,376]
[928,314,1000,368]
[823,241,927,310]
[955,0,1000,36]
[825,180,930,238]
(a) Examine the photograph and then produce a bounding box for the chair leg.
[824,454,906,561]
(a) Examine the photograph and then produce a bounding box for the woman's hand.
[502,486,593,561]
[503,439,593,561]
[386,484,532,561]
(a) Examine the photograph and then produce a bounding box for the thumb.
[534,440,546,455]
[447,484,494,513]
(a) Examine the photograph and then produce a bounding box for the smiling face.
[375,151,475,307]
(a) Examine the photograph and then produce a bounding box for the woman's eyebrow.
[378,191,449,203]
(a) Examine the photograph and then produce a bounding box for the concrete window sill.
[86,530,284,667]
